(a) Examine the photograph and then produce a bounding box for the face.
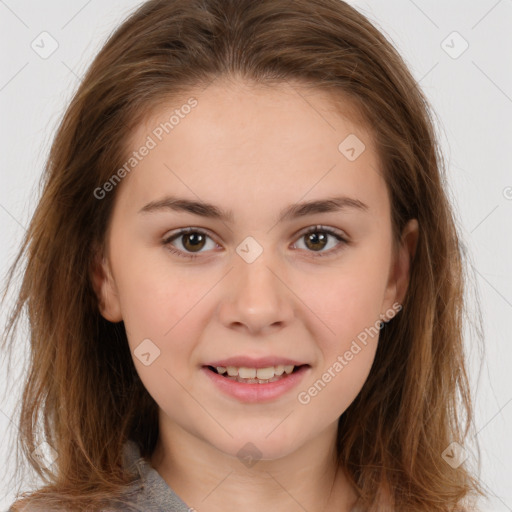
[93,79,417,461]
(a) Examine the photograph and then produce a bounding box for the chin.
[209,430,308,463]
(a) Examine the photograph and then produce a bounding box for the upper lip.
[204,357,309,368]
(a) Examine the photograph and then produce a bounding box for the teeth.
[226,366,238,376]
[256,367,275,380]
[238,367,257,379]
[213,365,298,379]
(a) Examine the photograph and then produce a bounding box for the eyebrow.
[138,195,368,223]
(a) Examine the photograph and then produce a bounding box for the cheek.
[298,251,390,349]
[114,241,209,341]
[295,279,382,422]
[114,253,210,421]
[292,248,389,410]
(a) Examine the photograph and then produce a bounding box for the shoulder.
[7,440,190,512]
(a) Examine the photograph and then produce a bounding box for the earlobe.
[90,247,123,322]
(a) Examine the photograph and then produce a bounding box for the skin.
[92,79,418,512]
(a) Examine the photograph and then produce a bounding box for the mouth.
[204,364,310,384]
[201,359,311,402]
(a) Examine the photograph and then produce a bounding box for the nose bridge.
[218,238,294,334]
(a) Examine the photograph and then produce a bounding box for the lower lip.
[201,366,310,403]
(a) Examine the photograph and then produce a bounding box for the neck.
[149,416,358,512]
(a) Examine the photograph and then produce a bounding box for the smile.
[201,363,311,403]
[208,364,302,383]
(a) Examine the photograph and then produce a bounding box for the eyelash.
[162,225,349,260]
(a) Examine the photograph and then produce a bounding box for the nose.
[217,254,295,336]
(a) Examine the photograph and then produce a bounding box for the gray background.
[1,0,511,510]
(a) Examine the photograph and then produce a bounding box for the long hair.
[1,0,486,510]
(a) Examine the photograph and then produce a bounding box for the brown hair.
[1,0,486,510]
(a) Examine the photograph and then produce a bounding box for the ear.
[381,218,419,316]
[90,244,123,322]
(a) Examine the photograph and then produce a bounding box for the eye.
[292,225,349,258]
[162,225,349,260]
[163,227,218,259]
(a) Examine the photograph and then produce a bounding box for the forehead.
[116,80,386,218]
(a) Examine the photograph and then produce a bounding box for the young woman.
[1,0,485,510]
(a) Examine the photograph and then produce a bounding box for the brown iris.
[304,231,328,251]
[182,232,207,252]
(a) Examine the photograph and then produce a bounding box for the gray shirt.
[107,439,192,511]
[7,440,191,512]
